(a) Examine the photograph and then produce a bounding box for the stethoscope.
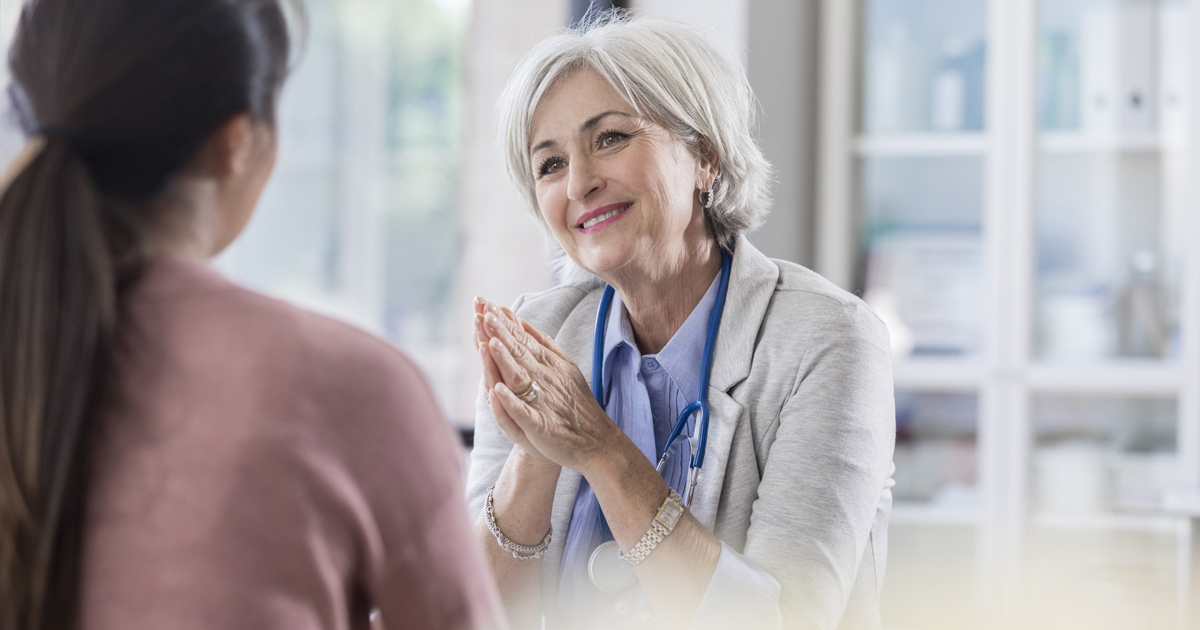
[586,249,732,594]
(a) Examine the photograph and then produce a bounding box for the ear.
[194,113,267,179]
[694,140,720,191]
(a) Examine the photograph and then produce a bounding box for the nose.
[566,155,603,203]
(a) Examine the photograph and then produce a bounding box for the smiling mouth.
[577,203,632,230]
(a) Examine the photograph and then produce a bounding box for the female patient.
[0,1,501,629]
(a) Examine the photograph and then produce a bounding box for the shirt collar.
[600,274,721,397]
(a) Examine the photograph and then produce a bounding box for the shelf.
[1031,511,1186,534]
[892,357,986,391]
[891,502,981,526]
[854,133,987,157]
[1025,360,1182,395]
[853,131,1184,158]
[892,359,1181,395]
[1039,132,1186,154]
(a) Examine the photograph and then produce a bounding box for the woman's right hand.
[473,297,557,469]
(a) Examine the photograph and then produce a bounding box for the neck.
[145,175,222,262]
[608,236,723,355]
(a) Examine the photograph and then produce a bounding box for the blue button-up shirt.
[558,275,720,625]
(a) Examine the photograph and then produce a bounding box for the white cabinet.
[818,0,1200,627]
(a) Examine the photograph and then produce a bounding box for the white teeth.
[581,205,628,229]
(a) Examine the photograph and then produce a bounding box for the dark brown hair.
[0,1,294,627]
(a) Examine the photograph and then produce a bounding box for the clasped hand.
[472,298,620,476]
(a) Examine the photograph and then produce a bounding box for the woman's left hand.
[480,301,622,475]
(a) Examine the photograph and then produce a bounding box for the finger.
[488,336,534,394]
[474,313,492,350]
[494,383,539,432]
[484,311,550,369]
[489,384,530,446]
[478,341,502,392]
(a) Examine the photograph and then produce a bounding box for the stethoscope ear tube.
[592,285,617,407]
[692,250,732,471]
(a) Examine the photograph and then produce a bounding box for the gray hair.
[497,11,774,275]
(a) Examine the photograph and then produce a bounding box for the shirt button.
[636,374,643,382]
[643,358,659,370]
[614,601,629,615]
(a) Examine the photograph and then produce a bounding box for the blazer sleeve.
[690,299,896,630]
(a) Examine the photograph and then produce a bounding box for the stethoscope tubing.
[591,250,733,507]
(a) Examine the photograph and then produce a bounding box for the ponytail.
[0,135,126,629]
[1,0,295,624]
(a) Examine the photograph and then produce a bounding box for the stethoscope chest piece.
[588,541,639,594]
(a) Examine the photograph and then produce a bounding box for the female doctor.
[468,13,896,630]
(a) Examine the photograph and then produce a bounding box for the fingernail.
[474,296,483,305]
[500,306,517,321]
[487,303,500,315]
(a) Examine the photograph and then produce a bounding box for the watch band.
[619,488,684,567]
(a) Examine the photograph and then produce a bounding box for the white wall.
[746,0,818,266]
[632,0,818,266]
[631,0,749,56]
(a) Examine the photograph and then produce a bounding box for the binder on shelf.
[1080,4,1158,135]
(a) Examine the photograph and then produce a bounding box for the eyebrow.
[530,110,634,155]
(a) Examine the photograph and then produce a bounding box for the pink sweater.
[80,257,502,630]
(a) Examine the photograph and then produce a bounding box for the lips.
[576,203,632,232]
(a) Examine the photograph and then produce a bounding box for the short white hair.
[497,11,774,258]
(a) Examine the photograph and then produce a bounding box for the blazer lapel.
[710,236,780,392]
[687,388,746,530]
[689,238,778,529]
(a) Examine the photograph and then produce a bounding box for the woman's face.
[528,68,715,281]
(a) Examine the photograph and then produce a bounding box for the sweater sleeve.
[303,333,507,630]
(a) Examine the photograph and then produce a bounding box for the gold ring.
[515,381,540,404]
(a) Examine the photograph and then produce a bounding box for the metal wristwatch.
[618,488,684,567]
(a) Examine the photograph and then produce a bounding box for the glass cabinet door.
[857,2,992,628]
[1034,0,1189,361]
[858,0,989,358]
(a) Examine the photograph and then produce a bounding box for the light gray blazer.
[466,237,895,630]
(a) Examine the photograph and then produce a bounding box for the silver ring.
[515,381,540,404]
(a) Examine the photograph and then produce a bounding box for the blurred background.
[2,0,1198,628]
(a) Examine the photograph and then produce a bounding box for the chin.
[576,248,630,278]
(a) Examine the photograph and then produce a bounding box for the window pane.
[215,0,470,409]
